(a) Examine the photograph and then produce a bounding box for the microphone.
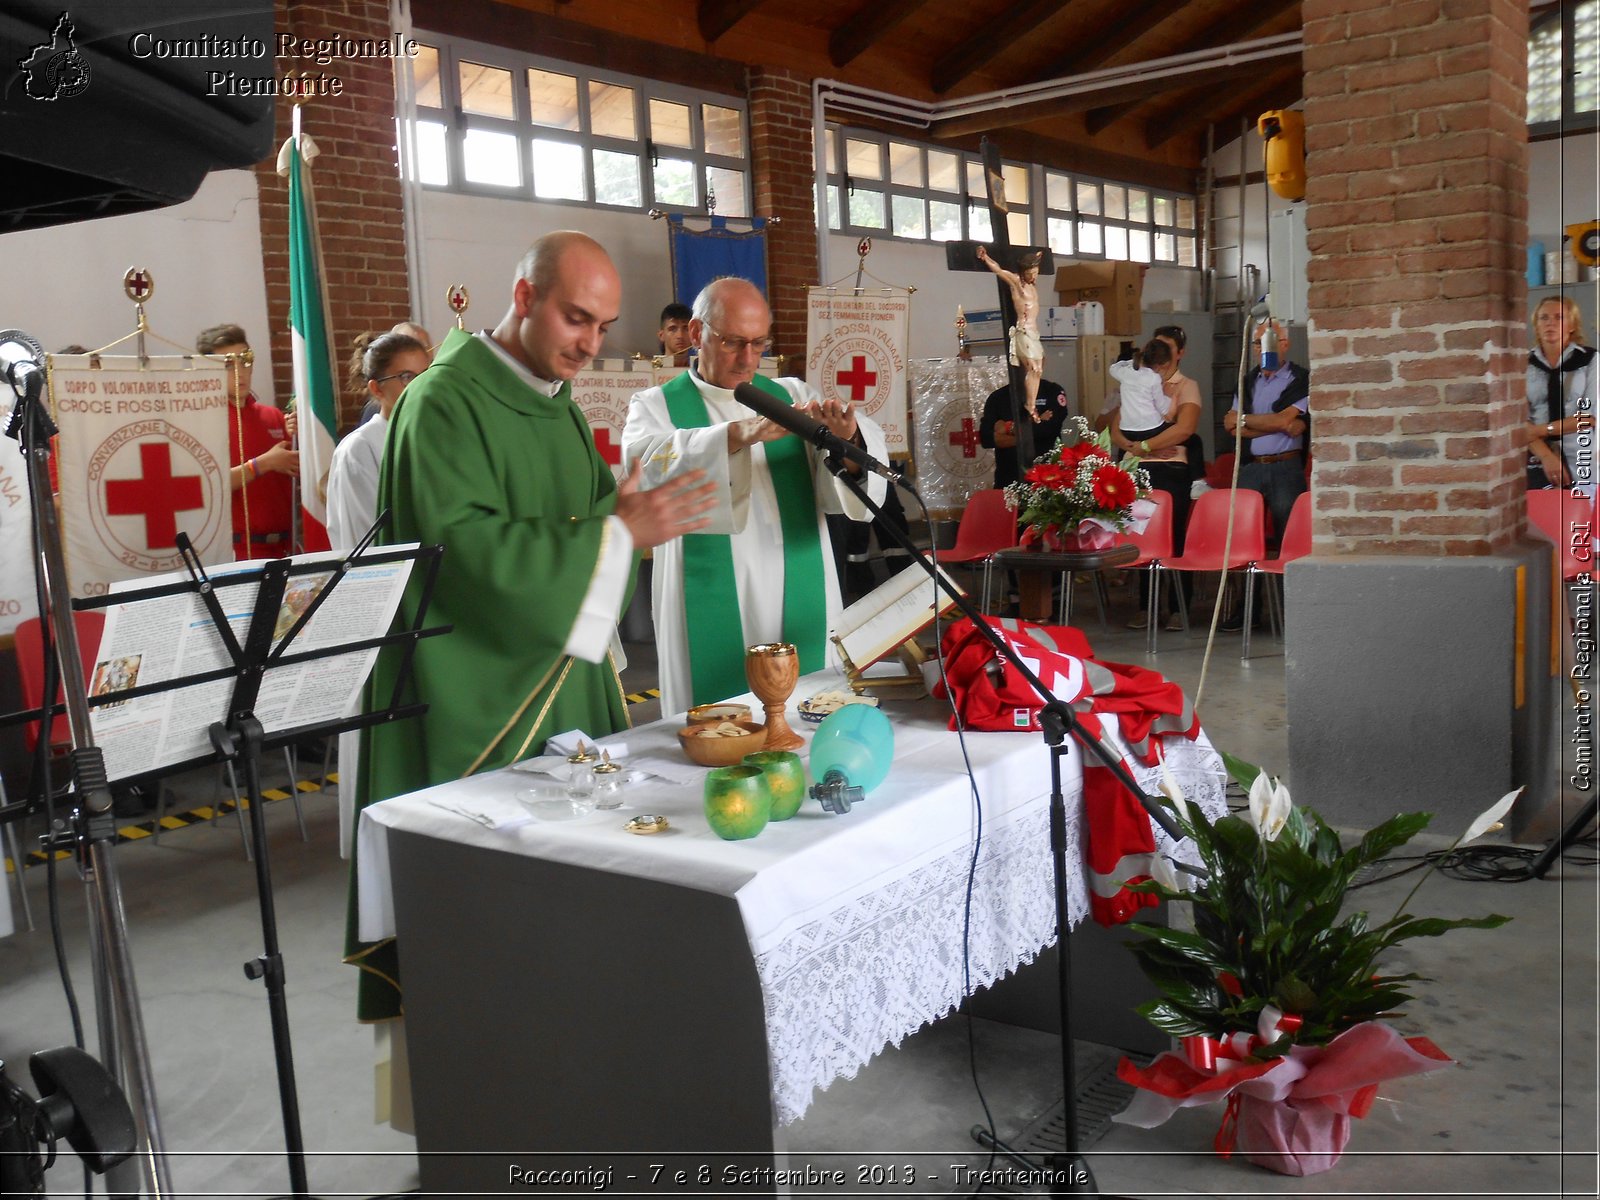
[1249,298,1280,371]
[733,382,902,484]
[1260,321,1281,373]
[0,330,46,400]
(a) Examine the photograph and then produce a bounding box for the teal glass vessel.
[806,705,894,814]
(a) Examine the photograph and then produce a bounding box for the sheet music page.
[88,546,418,781]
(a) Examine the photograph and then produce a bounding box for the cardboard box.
[1054,261,1144,336]
[964,307,1006,342]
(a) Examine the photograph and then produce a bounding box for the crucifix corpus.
[944,136,1054,478]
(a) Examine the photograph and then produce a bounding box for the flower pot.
[1233,1094,1352,1176]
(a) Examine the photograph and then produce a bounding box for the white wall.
[1528,133,1600,258]
[0,171,273,380]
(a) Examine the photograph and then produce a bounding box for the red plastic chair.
[1527,489,1593,582]
[1112,490,1180,653]
[1258,490,1313,637]
[14,612,104,754]
[1164,488,1269,660]
[934,489,1018,610]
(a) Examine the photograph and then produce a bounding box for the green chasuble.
[343,328,635,1021]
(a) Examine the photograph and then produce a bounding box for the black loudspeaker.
[0,2,275,232]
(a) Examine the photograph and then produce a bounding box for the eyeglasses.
[372,369,424,386]
[703,326,773,356]
[1152,326,1186,350]
[223,349,255,366]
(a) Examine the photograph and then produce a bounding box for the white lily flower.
[1247,772,1291,842]
[1461,787,1523,844]
[1158,766,1190,822]
[1148,850,1182,892]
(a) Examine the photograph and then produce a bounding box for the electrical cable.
[910,490,1001,1184]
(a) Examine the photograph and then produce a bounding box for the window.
[1528,2,1600,133]
[1043,169,1197,267]
[397,35,750,216]
[824,128,1035,248]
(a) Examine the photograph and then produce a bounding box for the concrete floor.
[0,589,1594,1198]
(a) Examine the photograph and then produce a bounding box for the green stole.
[661,372,827,706]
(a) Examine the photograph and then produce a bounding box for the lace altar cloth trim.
[757,740,1225,1126]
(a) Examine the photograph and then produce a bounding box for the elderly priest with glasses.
[623,277,888,717]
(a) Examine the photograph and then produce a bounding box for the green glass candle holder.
[703,764,772,840]
[741,750,806,821]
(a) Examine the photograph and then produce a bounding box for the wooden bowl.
[678,719,768,767]
[686,701,753,725]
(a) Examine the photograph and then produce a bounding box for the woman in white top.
[326,329,427,857]
[326,331,429,550]
[1521,295,1596,496]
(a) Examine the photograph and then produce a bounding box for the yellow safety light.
[1567,220,1600,267]
[1258,109,1306,202]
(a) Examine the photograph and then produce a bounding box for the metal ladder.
[1203,118,1260,432]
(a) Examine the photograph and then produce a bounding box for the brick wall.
[747,67,818,376]
[1302,0,1530,554]
[254,0,413,431]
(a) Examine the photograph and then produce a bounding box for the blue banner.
[668,215,768,304]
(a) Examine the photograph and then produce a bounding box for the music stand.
[69,523,448,1199]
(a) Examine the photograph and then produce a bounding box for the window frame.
[1528,1,1600,138]
[399,32,751,217]
[822,126,1199,268]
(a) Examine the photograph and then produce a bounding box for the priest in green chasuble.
[346,231,716,1021]
[622,277,888,717]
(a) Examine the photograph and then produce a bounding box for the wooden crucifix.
[944,136,1054,479]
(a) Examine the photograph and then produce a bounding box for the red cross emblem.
[947,417,981,458]
[122,268,154,303]
[591,425,621,467]
[835,355,878,401]
[104,442,203,549]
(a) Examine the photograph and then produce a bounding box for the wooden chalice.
[744,642,804,751]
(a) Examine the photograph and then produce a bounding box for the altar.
[356,675,1224,1191]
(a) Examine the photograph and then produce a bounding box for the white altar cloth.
[358,674,1225,1125]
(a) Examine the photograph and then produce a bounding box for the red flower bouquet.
[1004,417,1152,551]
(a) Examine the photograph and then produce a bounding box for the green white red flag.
[278,122,335,552]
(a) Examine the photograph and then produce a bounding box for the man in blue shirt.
[1224,319,1309,544]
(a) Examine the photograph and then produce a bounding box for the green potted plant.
[1004,417,1152,551]
[1114,754,1515,1175]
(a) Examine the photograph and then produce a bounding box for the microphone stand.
[4,353,173,1196]
[814,440,1198,1198]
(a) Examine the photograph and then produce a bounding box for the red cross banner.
[910,357,1008,517]
[51,355,231,597]
[572,360,656,480]
[0,385,35,638]
[805,287,911,455]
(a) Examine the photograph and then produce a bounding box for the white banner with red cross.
[572,361,655,480]
[51,355,232,599]
[805,288,911,456]
[910,357,1009,516]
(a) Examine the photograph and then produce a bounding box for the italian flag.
[278,122,334,553]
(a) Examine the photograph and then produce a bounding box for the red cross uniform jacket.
[930,616,1201,925]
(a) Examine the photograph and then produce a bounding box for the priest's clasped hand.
[614,459,718,549]
[728,415,789,452]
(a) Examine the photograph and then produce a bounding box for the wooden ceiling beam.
[1026,0,1190,82]
[1143,66,1302,151]
[829,0,930,68]
[929,0,1077,95]
[930,57,1271,139]
[1080,0,1303,136]
[697,0,768,43]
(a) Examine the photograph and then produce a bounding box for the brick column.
[1288,0,1553,826]
[254,0,413,431]
[1302,0,1529,550]
[747,67,819,375]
